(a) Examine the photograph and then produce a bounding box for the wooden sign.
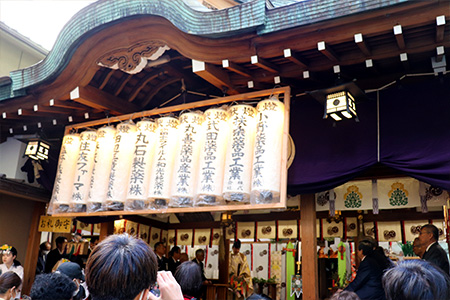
[38,216,72,233]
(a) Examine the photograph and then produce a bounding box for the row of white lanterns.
[49,96,285,213]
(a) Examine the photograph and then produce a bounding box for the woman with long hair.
[0,271,22,300]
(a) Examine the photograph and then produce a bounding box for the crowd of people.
[0,223,449,300]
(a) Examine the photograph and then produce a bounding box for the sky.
[0,0,96,51]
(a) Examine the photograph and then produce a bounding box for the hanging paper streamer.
[126,120,157,210]
[251,97,285,204]
[71,130,97,212]
[51,133,81,213]
[148,117,180,209]
[195,108,230,206]
[170,112,204,207]
[223,105,257,203]
[106,122,137,211]
[87,126,116,212]
[372,179,379,214]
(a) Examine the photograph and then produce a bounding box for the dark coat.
[168,257,181,274]
[45,248,65,273]
[36,253,47,274]
[422,242,450,275]
[345,256,386,300]
[157,255,169,271]
[192,258,206,281]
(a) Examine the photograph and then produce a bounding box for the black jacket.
[422,242,450,275]
[345,256,386,300]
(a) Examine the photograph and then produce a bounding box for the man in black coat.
[168,246,181,274]
[344,240,385,300]
[45,236,68,273]
[419,224,450,274]
[154,242,168,271]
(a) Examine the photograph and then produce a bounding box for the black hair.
[383,259,450,300]
[86,234,158,300]
[154,242,164,250]
[329,290,360,300]
[39,242,50,251]
[30,273,77,300]
[55,236,67,246]
[90,236,99,243]
[174,261,203,297]
[195,248,205,256]
[0,272,22,294]
[358,240,374,256]
[233,239,241,249]
[169,246,181,257]
[7,247,21,267]
[421,224,439,241]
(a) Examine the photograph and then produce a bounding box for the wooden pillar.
[22,201,46,295]
[218,227,230,283]
[301,194,319,300]
[99,221,114,241]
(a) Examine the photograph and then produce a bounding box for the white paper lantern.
[87,126,116,212]
[170,112,204,207]
[195,108,230,206]
[126,120,157,211]
[223,104,257,203]
[70,130,97,212]
[106,122,137,211]
[251,97,285,204]
[148,117,179,209]
[50,133,81,213]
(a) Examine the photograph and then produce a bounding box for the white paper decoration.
[106,122,137,210]
[251,97,285,204]
[195,108,230,206]
[51,133,81,213]
[170,112,204,207]
[148,117,180,209]
[70,130,97,212]
[223,105,257,203]
[126,120,157,210]
[87,126,116,212]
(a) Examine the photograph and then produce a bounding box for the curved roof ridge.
[8,0,265,96]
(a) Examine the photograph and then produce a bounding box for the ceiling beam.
[128,69,166,102]
[98,68,115,90]
[141,77,181,107]
[317,41,339,62]
[192,60,239,95]
[283,49,308,69]
[114,73,132,96]
[435,15,446,43]
[48,99,93,111]
[70,85,140,115]
[222,59,252,78]
[251,55,279,73]
[354,33,372,57]
[393,25,406,50]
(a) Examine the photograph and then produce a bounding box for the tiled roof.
[2,0,413,101]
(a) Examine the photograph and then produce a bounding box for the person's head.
[0,272,22,299]
[74,232,83,242]
[56,236,68,251]
[169,246,181,260]
[90,237,99,249]
[330,290,360,300]
[412,237,425,258]
[40,241,51,254]
[359,236,378,249]
[357,240,374,259]
[30,272,77,300]
[232,239,241,255]
[383,259,450,300]
[86,234,158,300]
[57,262,86,300]
[418,224,439,247]
[179,253,189,263]
[154,242,166,256]
[195,249,205,262]
[174,261,202,297]
[1,245,19,267]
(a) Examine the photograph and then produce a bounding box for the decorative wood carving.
[180,233,189,241]
[97,41,169,74]
[283,228,293,236]
[262,226,272,234]
[152,233,159,240]
[198,236,207,243]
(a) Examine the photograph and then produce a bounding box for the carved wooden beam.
[70,85,140,115]
[251,55,279,73]
[222,59,252,78]
[317,41,339,62]
[49,99,93,111]
[192,60,239,95]
[393,25,406,50]
[354,33,372,57]
[436,15,446,43]
[283,49,308,69]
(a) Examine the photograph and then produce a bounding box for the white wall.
[0,137,30,180]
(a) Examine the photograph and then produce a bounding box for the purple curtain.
[287,76,450,194]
